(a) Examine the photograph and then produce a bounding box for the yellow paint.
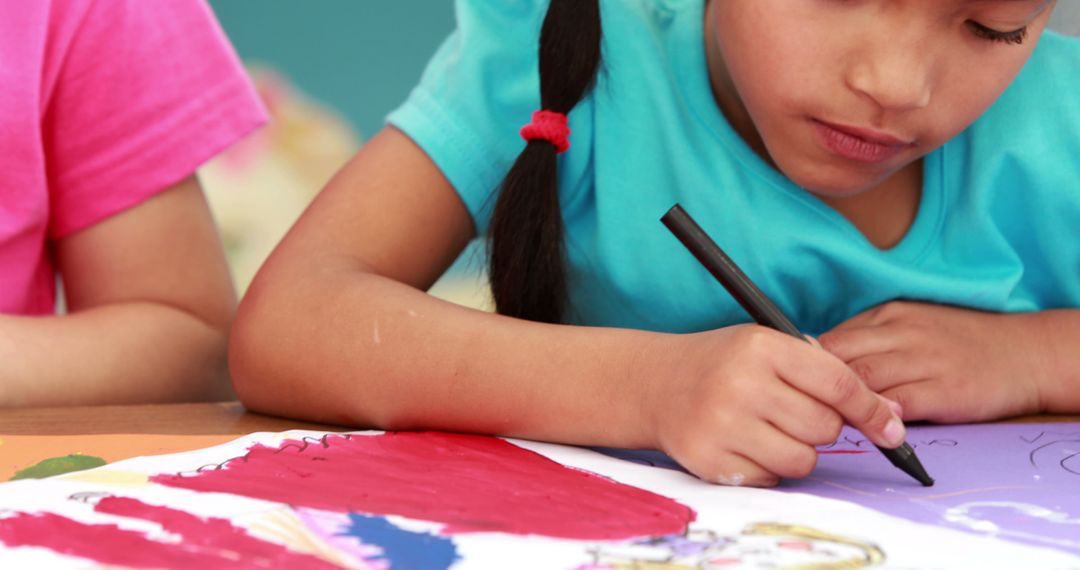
[245,509,368,569]
[745,523,885,570]
[60,470,150,487]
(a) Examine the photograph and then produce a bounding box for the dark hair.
[487,0,603,324]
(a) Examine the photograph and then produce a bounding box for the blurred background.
[201,1,491,308]
[200,2,1080,308]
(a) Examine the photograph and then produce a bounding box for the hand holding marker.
[660,204,933,486]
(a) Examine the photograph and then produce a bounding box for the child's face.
[705,0,1057,197]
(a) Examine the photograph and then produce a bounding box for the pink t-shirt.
[0,0,266,315]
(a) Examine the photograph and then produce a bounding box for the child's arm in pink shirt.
[0,176,235,405]
[0,0,265,406]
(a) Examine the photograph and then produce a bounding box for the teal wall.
[209,1,455,138]
[210,2,1078,139]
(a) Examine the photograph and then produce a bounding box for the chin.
[778,160,884,199]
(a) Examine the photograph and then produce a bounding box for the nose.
[845,28,934,113]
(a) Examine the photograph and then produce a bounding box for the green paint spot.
[10,454,108,481]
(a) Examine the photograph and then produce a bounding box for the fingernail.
[883,419,906,447]
[887,400,903,418]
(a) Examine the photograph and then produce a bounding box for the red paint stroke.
[817,450,870,454]
[154,432,695,540]
[0,497,339,569]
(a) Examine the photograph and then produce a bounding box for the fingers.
[773,337,906,450]
[846,353,929,394]
[818,326,901,363]
[678,424,820,486]
[703,453,779,488]
[761,387,844,446]
[808,334,908,417]
[735,423,821,480]
[821,325,929,406]
[881,384,931,422]
[881,382,957,423]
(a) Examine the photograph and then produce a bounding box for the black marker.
[661,203,933,487]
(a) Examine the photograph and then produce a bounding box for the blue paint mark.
[342,513,460,570]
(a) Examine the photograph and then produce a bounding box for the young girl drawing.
[231,0,1077,486]
[0,0,265,406]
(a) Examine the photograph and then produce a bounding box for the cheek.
[922,57,1029,146]
[716,15,829,123]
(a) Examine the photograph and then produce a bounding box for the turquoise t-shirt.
[388,0,1080,336]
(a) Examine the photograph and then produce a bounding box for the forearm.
[231,266,661,449]
[1025,308,1080,414]
[0,304,232,407]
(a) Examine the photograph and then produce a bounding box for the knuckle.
[828,370,863,404]
[714,375,755,408]
[868,304,888,323]
[851,360,875,383]
[872,302,902,323]
[817,331,840,353]
[859,399,892,432]
[738,325,775,354]
[710,407,743,435]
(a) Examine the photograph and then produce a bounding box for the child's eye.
[967,21,1028,45]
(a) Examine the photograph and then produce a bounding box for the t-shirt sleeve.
[43,0,268,239]
[386,0,548,236]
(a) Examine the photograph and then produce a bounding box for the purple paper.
[597,422,1080,556]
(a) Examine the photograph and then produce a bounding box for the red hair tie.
[519,110,571,154]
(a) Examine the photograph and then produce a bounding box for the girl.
[231,0,1077,486]
[0,0,265,406]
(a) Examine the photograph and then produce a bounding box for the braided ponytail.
[487,0,603,323]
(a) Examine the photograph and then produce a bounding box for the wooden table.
[0,402,1075,436]
[0,402,347,435]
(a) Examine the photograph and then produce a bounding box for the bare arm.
[0,176,236,407]
[231,128,655,445]
[1035,309,1080,414]
[231,128,904,485]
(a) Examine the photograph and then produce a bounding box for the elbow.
[228,286,287,416]
[192,330,234,402]
[227,270,393,427]
[227,278,329,422]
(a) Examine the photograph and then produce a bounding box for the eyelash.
[967,22,1028,45]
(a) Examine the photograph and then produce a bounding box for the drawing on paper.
[780,425,1080,555]
[578,523,884,570]
[0,427,1078,568]
[153,432,696,539]
[0,495,343,569]
[1024,430,1080,475]
[598,423,1080,556]
[9,454,107,481]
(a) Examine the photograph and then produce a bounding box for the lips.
[813,119,913,163]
